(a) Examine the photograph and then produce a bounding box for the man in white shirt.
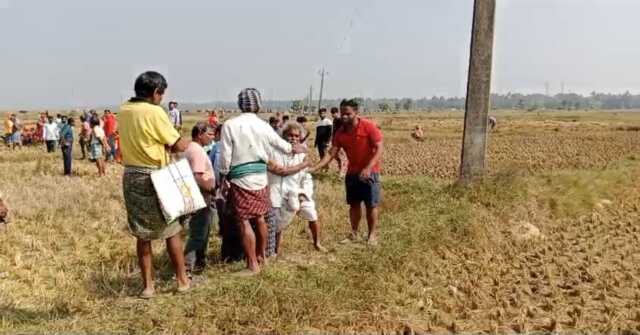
[219,88,305,274]
[168,101,182,131]
[43,116,59,153]
[266,122,326,258]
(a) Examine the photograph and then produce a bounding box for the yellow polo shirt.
[118,101,180,168]
[4,118,13,134]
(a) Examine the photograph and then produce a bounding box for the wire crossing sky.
[0,0,638,109]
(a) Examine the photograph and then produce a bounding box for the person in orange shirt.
[102,109,118,161]
[207,110,218,128]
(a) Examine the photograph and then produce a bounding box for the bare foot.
[366,235,379,247]
[139,287,155,299]
[177,282,191,294]
[339,232,359,244]
[314,243,328,253]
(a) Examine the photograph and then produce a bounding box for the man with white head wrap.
[219,88,306,274]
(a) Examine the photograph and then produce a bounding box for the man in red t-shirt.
[102,109,118,161]
[311,98,383,246]
[207,110,218,128]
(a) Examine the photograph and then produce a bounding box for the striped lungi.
[228,183,270,221]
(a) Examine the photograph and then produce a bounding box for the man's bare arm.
[310,146,339,172]
[360,141,383,178]
[267,160,310,177]
[194,172,214,193]
[170,137,189,153]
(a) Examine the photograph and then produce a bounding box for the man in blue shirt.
[59,118,75,176]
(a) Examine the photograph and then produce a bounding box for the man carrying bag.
[118,71,191,298]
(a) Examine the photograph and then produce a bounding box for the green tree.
[378,102,391,112]
[291,100,303,112]
[402,98,413,111]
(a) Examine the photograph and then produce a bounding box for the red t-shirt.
[332,117,383,174]
[103,115,117,136]
[208,115,218,127]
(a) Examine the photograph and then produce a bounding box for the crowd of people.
[118,71,383,297]
[6,110,121,176]
[1,70,384,298]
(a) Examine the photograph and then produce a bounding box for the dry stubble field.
[1,110,640,334]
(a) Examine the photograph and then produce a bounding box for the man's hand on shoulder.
[292,143,307,154]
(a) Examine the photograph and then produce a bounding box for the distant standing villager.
[207,110,218,128]
[103,109,118,161]
[59,117,75,176]
[4,114,14,147]
[296,116,310,145]
[36,114,45,143]
[488,116,497,130]
[312,99,383,246]
[219,88,305,274]
[330,107,346,173]
[89,117,110,177]
[43,116,59,153]
[119,71,191,298]
[10,114,22,150]
[79,115,91,160]
[168,101,183,132]
[314,108,333,160]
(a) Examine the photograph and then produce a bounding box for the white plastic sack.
[151,158,206,223]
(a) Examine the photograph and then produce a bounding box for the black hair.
[269,116,278,124]
[296,116,307,123]
[79,115,86,122]
[90,117,100,128]
[67,117,75,126]
[191,121,210,139]
[340,99,359,110]
[282,115,290,121]
[134,71,168,98]
[319,108,327,113]
[330,107,339,114]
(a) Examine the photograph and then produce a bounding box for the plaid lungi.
[122,166,182,241]
[228,183,270,221]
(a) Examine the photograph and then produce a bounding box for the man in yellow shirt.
[3,114,13,147]
[119,71,190,299]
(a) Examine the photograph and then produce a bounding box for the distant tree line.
[287,91,640,112]
[166,91,640,113]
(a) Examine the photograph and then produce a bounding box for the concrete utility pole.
[459,0,496,184]
[317,67,327,111]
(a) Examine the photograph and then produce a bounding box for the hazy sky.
[0,0,638,109]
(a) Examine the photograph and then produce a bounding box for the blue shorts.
[345,173,381,208]
[11,132,21,143]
